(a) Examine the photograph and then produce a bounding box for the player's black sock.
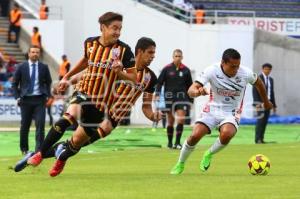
[41,113,77,157]
[58,139,80,161]
[42,141,65,158]
[167,126,174,147]
[82,131,101,147]
[175,124,184,145]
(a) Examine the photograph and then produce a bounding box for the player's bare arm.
[112,60,137,82]
[142,92,162,122]
[254,78,273,110]
[188,82,208,98]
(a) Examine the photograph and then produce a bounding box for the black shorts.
[80,99,118,138]
[165,99,191,112]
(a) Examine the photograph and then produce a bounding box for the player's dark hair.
[98,12,123,26]
[222,48,241,63]
[135,37,156,56]
[262,63,272,69]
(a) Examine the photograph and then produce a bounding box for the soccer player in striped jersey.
[14,37,160,176]
[24,12,136,169]
[46,37,161,177]
[170,48,273,174]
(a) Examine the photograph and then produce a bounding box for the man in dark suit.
[253,63,276,144]
[12,45,52,154]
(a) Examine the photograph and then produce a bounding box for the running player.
[170,48,273,174]
[13,11,136,172]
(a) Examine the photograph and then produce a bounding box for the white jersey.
[196,63,257,115]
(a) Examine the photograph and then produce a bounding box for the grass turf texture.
[0,125,299,199]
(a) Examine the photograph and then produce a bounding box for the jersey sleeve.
[195,66,213,86]
[122,46,135,69]
[245,67,258,85]
[83,38,90,59]
[145,70,158,93]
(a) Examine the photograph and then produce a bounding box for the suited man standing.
[253,63,276,144]
[12,46,52,154]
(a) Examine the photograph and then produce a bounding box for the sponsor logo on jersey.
[217,88,241,97]
[235,76,241,83]
[87,60,112,69]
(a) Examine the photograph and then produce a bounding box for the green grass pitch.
[0,125,299,199]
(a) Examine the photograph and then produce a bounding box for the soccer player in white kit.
[170,48,273,174]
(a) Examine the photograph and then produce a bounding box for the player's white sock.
[178,140,195,163]
[209,137,225,154]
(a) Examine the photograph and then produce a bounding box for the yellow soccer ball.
[248,154,271,175]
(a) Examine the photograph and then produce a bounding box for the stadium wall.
[44,0,255,124]
[254,29,300,116]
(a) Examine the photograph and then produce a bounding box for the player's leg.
[27,103,79,166]
[49,119,114,177]
[166,111,175,148]
[170,122,210,174]
[200,120,237,172]
[173,106,186,149]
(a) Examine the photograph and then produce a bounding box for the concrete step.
[1,51,24,57]
[0,42,18,47]
[0,46,22,51]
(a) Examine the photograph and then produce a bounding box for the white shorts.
[195,111,240,133]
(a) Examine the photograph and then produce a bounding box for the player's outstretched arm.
[188,82,208,98]
[254,78,273,110]
[142,92,162,122]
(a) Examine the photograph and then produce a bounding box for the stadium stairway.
[0,17,26,63]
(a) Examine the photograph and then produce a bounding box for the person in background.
[7,3,22,43]
[194,4,205,24]
[39,0,49,20]
[156,49,193,149]
[0,0,10,17]
[253,63,276,144]
[31,27,42,49]
[12,46,52,155]
[58,55,70,80]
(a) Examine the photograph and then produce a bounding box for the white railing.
[15,0,62,20]
[134,0,256,24]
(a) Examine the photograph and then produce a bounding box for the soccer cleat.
[14,152,35,172]
[200,150,213,172]
[167,143,173,149]
[49,159,66,177]
[173,144,182,150]
[170,162,185,175]
[27,151,43,166]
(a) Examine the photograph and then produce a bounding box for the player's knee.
[66,105,80,120]
[97,127,111,138]
[219,131,236,144]
[176,123,184,131]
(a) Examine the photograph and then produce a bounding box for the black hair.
[135,37,156,56]
[222,48,241,63]
[262,63,272,69]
